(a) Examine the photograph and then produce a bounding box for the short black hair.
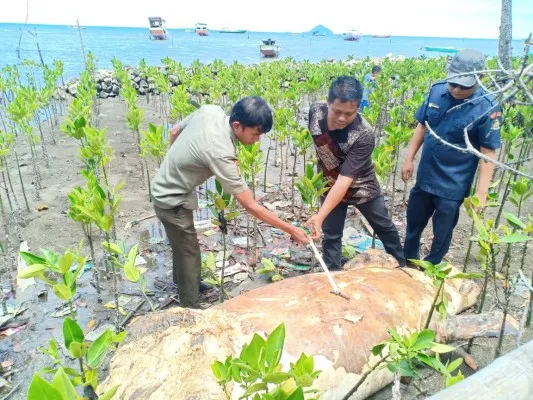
[229,96,273,133]
[372,65,382,74]
[327,76,363,105]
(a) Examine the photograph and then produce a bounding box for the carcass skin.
[100,251,511,399]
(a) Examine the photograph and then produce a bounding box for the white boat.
[195,22,209,36]
[343,29,361,41]
[372,34,391,38]
[260,39,280,57]
[148,17,169,40]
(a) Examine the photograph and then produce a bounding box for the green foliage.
[141,123,167,165]
[201,252,221,287]
[211,323,320,399]
[295,163,329,214]
[371,328,460,386]
[341,244,356,260]
[207,179,240,235]
[18,246,86,301]
[257,258,284,282]
[238,142,264,188]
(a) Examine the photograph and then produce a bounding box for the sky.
[0,0,531,39]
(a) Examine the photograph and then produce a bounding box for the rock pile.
[64,66,182,98]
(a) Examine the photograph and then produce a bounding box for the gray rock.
[139,79,148,87]
[104,85,112,93]
[99,92,109,99]
[147,77,155,84]
[168,75,180,85]
[96,83,102,91]
[133,75,141,84]
[112,84,119,93]
[138,87,146,95]
[100,82,108,91]
[132,82,139,90]
[103,77,113,85]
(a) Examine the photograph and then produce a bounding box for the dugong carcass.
[101,251,517,399]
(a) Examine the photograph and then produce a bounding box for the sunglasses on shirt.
[448,82,474,90]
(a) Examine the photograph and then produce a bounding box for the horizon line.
[0,21,523,41]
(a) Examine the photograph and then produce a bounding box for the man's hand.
[474,191,487,212]
[290,227,310,245]
[401,159,414,183]
[305,215,324,240]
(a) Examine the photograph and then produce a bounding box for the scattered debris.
[51,304,75,318]
[35,204,49,212]
[232,237,248,247]
[271,248,290,258]
[17,242,35,293]
[0,324,27,337]
[203,229,217,237]
[194,219,213,231]
[215,251,232,262]
[75,300,88,308]
[85,323,115,341]
[232,272,248,283]
[222,263,248,276]
[70,262,93,276]
[280,261,311,271]
[134,255,147,266]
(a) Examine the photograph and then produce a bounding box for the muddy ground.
[0,95,531,399]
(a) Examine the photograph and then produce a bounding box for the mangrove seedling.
[295,163,329,215]
[211,323,321,400]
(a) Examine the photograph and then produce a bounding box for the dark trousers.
[154,204,201,308]
[403,185,462,265]
[322,195,406,269]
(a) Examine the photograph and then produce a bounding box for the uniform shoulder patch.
[490,111,502,120]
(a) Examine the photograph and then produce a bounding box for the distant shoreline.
[0,22,518,41]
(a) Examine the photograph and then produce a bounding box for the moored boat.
[195,22,209,36]
[422,46,462,53]
[148,17,169,40]
[259,39,280,57]
[219,27,247,34]
[343,29,361,41]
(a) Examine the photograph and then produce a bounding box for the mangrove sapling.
[211,323,321,400]
[201,252,221,288]
[383,119,411,208]
[522,216,533,327]
[207,180,240,302]
[408,259,482,329]
[257,258,284,282]
[462,190,500,272]
[102,241,154,311]
[295,163,329,215]
[140,123,168,200]
[67,170,106,302]
[238,142,263,255]
[356,329,460,400]
[263,134,275,192]
[27,366,119,400]
[495,212,532,357]
[291,126,313,211]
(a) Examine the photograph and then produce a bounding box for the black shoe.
[199,281,213,293]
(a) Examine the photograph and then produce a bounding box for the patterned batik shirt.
[308,102,381,205]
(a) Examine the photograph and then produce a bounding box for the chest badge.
[428,103,440,109]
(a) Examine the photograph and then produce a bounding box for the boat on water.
[372,34,391,38]
[71,25,87,29]
[148,17,168,40]
[195,23,209,36]
[422,46,462,53]
[219,27,247,34]
[343,29,361,41]
[260,39,280,57]
[312,31,326,37]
